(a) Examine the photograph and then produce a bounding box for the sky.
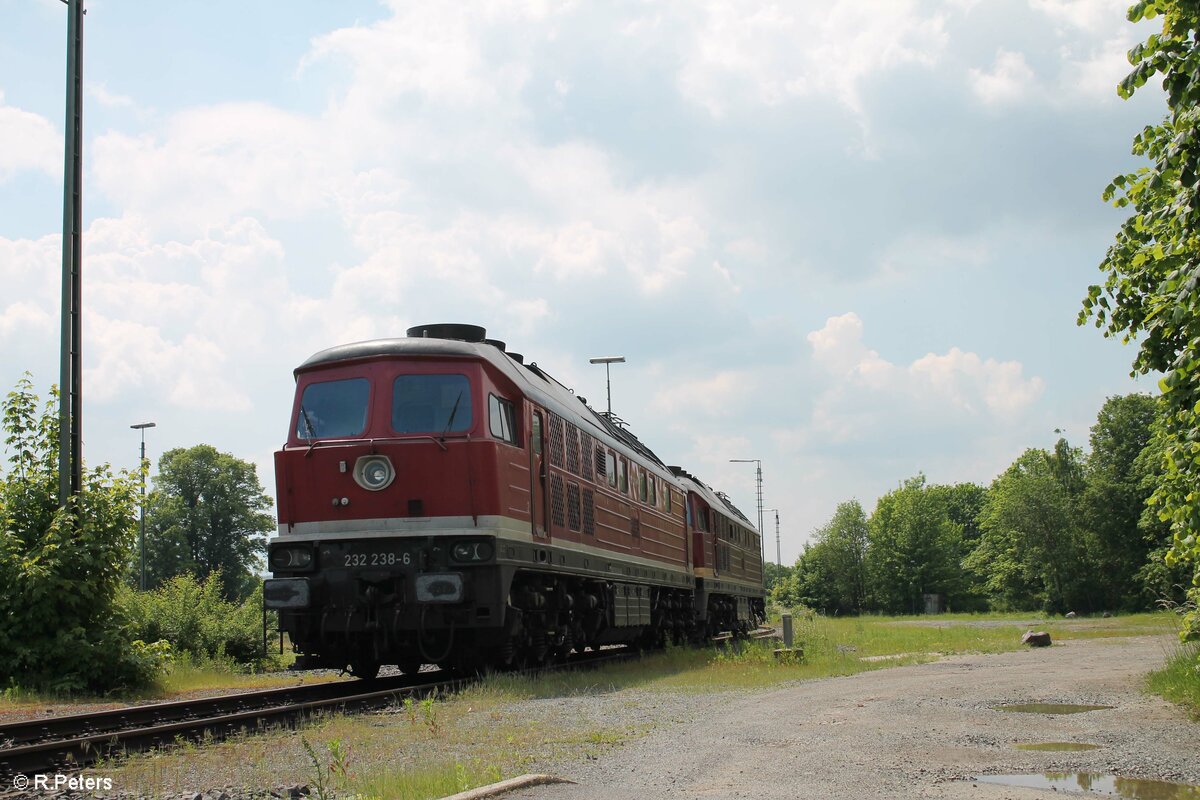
[0,0,1165,563]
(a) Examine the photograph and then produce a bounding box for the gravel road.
[506,635,1198,800]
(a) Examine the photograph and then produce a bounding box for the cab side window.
[488,394,517,444]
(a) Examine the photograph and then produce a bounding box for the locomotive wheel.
[349,659,380,679]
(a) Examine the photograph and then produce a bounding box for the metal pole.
[139,432,146,589]
[775,510,781,567]
[58,0,85,507]
[605,362,612,415]
[131,422,155,589]
[589,356,625,417]
[755,462,764,565]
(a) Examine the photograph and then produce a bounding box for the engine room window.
[532,412,543,454]
[648,477,657,506]
[393,374,472,434]
[619,458,628,494]
[488,394,517,444]
[296,378,369,439]
[606,451,617,488]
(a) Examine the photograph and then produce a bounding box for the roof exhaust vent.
[406,323,486,342]
[507,352,525,364]
[483,338,507,352]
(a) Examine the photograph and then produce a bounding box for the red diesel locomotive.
[264,324,764,677]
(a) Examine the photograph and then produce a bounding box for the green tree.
[763,561,794,595]
[1131,416,1195,604]
[967,445,1094,613]
[0,378,168,691]
[1082,394,1160,608]
[866,475,965,614]
[144,445,274,600]
[931,482,990,611]
[1080,0,1200,641]
[776,540,838,612]
[813,500,870,614]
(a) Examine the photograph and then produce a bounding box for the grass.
[0,653,337,716]
[351,760,504,800]
[1147,643,1200,718]
[92,610,1187,800]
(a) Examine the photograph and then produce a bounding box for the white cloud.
[92,103,346,235]
[653,371,753,416]
[1029,0,1130,33]
[969,49,1036,106]
[88,83,136,109]
[805,312,1044,444]
[672,1,949,116]
[0,92,59,181]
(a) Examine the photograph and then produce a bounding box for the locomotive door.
[530,410,549,539]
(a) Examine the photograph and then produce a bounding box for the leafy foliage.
[0,377,170,692]
[121,572,272,669]
[1083,394,1164,607]
[771,500,868,614]
[967,444,1093,613]
[143,445,274,600]
[866,475,965,614]
[1080,0,1200,641]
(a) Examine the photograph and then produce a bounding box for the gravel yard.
[507,634,1199,800]
[4,633,1194,799]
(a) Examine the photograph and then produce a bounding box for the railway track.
[0,629,773,779]
[0,647,635,778]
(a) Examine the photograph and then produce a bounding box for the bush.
[123,572,273,670]
[0,378,171,693]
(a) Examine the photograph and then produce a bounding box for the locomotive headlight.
[451,541,493,563]
[353,455,395,491]
[270,546,314,571]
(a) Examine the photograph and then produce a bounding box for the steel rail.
[0,648,634,778]
[0,674,420,749]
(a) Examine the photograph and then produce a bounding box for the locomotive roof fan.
[406,323,487,342]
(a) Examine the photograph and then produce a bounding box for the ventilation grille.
[581,433,594,481]
[567,481,581,531]
[548,414,564,469]
[583,489,595,535]
[594,447,607,480]
[631,516,641,539]
[565,424,580,475]
[551,474,565,529]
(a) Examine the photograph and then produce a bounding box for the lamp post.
[588,356,625,415]
[763,508,781,566]
[130,422,155,590]
[730,458,764,564]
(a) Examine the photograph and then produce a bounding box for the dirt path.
[507,635,1198,800]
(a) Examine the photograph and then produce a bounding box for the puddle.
[1015,742,1103,752]
[975,773,1200,799]
[993,703,1114,714]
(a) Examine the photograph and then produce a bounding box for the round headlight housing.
[270,547,313,570]
[354,455,395,491]
[451,541,494,562]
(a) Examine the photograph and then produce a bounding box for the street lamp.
[588,356,625,415]
[730,458,765,564]
[130,422,156,590]
[763,508,781,566]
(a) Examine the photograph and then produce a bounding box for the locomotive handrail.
[293,434,455,455]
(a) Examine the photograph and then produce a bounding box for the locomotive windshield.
[296,378,369,439]
[393,374,473,434]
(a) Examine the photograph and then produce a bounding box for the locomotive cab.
[266,326,529,677]
[266,324,761,678]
